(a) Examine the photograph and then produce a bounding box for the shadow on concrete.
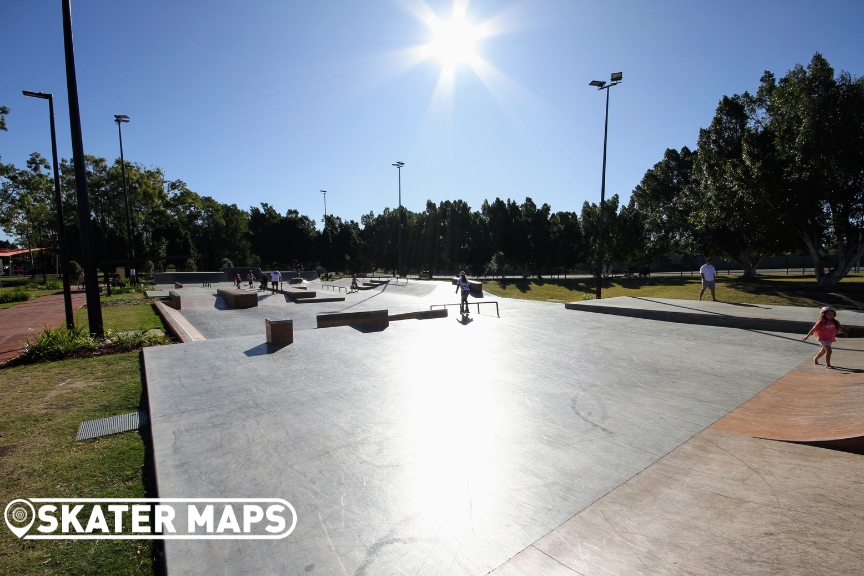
[349,325,388,333]
[243,342,291,356]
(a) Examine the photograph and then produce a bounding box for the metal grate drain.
[76,411,149,441]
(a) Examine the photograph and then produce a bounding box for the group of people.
[233,269,282,294]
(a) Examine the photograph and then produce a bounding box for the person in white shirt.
[270,270,282,294]
[699,257,717,301]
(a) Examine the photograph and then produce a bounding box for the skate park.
[141,276,864,575]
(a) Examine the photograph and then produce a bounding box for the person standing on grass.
[699,257,717,301]
[456,271,471,315]
[803,305,848,369]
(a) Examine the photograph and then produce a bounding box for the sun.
[428,17,481,70]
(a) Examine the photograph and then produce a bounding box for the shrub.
[45,278,63,290]
[0,287,31,304]
[19,325,97,363]
[106,328,169,351]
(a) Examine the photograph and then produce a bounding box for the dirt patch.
[0,443,19,458]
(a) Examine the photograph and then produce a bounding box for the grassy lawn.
[73,300,167,333]
[0,353,155,575]
[483,273,864,309]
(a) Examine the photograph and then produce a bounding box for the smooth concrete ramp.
[713,338,864,450]
[493,427,864,576]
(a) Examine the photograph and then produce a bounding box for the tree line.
[1,53,862,289]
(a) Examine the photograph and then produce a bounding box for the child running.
[802,305,848,369]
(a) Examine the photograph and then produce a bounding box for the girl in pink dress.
[802,306,848,368]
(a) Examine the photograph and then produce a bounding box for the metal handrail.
[320,283,347,292]
[430,301,499,317]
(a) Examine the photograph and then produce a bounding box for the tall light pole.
[392,161,404,277]
[320,190,327,279]
[22,90,74,329]
[588,72,623,300]
[114,114,134,283]
[62,0,103,336]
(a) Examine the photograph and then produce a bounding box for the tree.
[0,105,8,133]
[629,147,698,260]
[0,153,58,278]
[757,53,864,289]
[690,94,783,277]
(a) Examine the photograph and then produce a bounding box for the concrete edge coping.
[317,309,389,329]
[389,309,448,321]
[563,302,862,335]
[153,301,206,343]
[216,287,259,309]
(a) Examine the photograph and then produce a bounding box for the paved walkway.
[0,291,87,366]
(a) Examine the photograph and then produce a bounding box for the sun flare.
[428,17,481,69]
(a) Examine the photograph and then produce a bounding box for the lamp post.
[62,0,103,337]
[320,190,327,279]
[588,72,623,299]
[22,90,74,329]
[98,192,111,297]
[392,161,404,277]
[114,114,134,284]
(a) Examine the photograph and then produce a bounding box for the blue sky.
[2,0,863,241]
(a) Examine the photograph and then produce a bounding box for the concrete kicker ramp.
[713,339,864,451]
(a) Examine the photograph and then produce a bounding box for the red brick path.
[0,291,88,366]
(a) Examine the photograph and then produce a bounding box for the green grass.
[483,273,864,309]
[74,294,167,333]
[0,353,154,575]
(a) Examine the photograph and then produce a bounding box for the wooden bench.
[317,309,389,329]
[217,288,259,309]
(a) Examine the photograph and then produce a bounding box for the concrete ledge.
[284,289,317,300]
[293,296,346,304]
[266,318,293,345]
[317,309,389,329]
[564,301,828,334]
[217,288,259,309]
[174,282,184,289]
[389,308,448,321]
[153,302,206,343]
[163,290,182,310]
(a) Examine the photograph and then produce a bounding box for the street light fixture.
[22,90,74,329]
[392,161,405,277]
[320,190,327,279]
[114,114,135,284]
[588,71,622,299]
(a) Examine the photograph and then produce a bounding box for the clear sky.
[2,0,863,240]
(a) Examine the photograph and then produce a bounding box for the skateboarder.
[456,271,471,315]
